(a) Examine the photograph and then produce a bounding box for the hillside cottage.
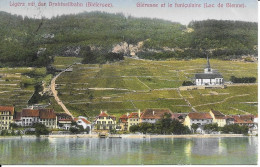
[0,106,14,130]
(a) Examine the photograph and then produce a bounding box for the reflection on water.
[0,137,257,165]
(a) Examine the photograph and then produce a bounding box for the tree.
[204,123,218,134]
[10,123,18,129]
[129,125,139,133]
[191,124,199,133]
[86,126,90,134]
[69,127,79,134]
[33,123,49,137]
[182,81,194,86]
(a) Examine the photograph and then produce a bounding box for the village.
[0,56,258,137]
[0,105,258,137]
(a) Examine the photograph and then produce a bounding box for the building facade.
[0,106,14,130]
[209,109,227,127]
[119,114,129,131]
[140,109,172,124]
[38,109,57,129]
[94,111,117,130]
[183,112,213,134]
[56,113,73,130]
[15,108,57,129]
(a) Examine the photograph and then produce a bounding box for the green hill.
[0,11,257,67]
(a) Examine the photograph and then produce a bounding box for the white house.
[74,116,92,133]
[195,56,224,86]
[14,108,57,129]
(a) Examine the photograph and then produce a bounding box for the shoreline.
[0,134,255,139]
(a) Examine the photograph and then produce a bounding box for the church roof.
[195,73,223,79]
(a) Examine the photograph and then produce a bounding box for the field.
[53,57,258,119]
[0,67,50,111]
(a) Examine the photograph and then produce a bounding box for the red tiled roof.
[141,109,172,119]
[39,109,56,119]
[81,118,91,124]
[210,110,226,119]
[225,115,234,120]
[75,118,91,124]
[188,112,212,120]
[128,112,139,118]
[0,106,15,115]
[232,115,254,124]
[120,114,128,119]
[22,109,39,117]
[99,112,109,117]
[121,120,128,123]
[171,113,187,120]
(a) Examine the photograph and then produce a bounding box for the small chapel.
[195,56,223,86]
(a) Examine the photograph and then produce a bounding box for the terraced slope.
[53,57,257,118]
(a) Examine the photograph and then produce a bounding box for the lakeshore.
[0,133,251,139]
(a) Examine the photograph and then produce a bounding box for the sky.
[0,0,257,24]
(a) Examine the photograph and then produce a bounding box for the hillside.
[0,11,258,67]
[53,57,257,118]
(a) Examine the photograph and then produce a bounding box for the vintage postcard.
[0,0,258,165]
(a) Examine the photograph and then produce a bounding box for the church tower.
[204,56,212,73]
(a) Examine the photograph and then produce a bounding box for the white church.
[195,56,223,86]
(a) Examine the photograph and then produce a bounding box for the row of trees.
[191,123,249,135]
[129,113,191,134]
[230,76,256,83]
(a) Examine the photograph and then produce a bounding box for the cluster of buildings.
[116,109,258,134]
[0,105,258,135]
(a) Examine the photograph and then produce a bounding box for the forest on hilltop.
[0,11,257,67]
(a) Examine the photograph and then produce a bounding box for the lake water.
[0,137,257,165]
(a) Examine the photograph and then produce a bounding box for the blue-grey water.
[0,137,257,165]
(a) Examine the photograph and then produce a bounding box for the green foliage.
[69,127,80,134]
[81,46,124,64]
[129,115,191,135]
[188,20,257,58]
[0,12,257,68]
[182,81,194,86]
[0,130,9,136]
[32,123,49,137]
[230,76,256,83]
[10,123,19,129]
[129,125,139,133]
[69,122,85,134]
[28,83,49,104]
[221,124,249,135]
[203,123,219,133]
[191,124,199,133]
